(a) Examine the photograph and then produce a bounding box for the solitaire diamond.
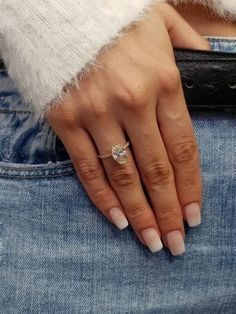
[111,144,128,164]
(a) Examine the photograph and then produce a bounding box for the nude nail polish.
[141,228,163,253]
[109,207,129,230]
[166,230,185,256]
[184,202,201,227]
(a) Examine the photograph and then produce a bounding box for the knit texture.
[0,0,166,115]
[0,0,236,115]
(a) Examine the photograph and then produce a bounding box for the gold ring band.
[97,141,130,164]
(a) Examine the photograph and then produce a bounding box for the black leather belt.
[174,48,236,111]
[1,48,236,111]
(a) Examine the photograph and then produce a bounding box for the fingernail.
[109,207,129,230]
[184,202,201,227]
[166,230,185,256]
[141,228,163,253]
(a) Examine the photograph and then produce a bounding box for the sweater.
[0,0,236,116]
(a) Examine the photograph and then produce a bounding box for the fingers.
[124,103,186,256]
[52,126,131,231]
[89,122,163,253]
[157,67,202,229]
[156,3,211,50]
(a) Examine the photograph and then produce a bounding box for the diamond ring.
[97,141,130,165]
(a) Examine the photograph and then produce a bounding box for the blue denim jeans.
[0,37,235,314]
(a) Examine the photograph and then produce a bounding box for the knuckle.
[119,84,148,112]
[180,164,200,189]
[156,207,180,226]
[92,186,109,203]
[90,103,109,119]
[159,66,181,93]
[76,159,103,182]
[171,137,198,164]
[143,160,172,186]
[127,205,146,219]
[49,107,79,130]
[111,165,138,188]
[61,116,79,130]
[181,176,198,189]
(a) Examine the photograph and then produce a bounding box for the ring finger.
[89,121,164,253]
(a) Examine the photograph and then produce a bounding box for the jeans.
[0,37,235,314]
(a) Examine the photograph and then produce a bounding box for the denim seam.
[0,162,73,171]
[0,109,34,114]
[0,170,75,179]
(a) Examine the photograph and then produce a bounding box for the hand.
[46,3,210,256]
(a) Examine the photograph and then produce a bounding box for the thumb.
[163,5,211,51]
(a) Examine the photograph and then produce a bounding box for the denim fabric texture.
[0,37,235,313]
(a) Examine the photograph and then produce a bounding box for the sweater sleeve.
[0,0,165,115]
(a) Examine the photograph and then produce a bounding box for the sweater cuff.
[0,0,165,115]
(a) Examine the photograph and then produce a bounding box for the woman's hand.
[46,3,210,256]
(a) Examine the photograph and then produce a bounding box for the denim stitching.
[0,109,34,114]
[0,170,76,179]
[0,161,73,171]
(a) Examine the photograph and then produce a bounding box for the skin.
[46,2,235,254]
[174,2,236,36]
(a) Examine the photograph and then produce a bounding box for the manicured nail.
[109,207,129,230]
[141,228,163,253]
[184,202,201,227]
[166,230,185,256]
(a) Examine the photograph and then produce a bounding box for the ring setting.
[97,141,129,165]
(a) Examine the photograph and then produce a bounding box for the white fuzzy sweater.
[0,0,236,115]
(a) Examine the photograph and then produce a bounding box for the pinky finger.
[60,127,130,231]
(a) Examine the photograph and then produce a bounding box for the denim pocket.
[0,109,75,179]
[0,72,76,178]
[0,159,75,179]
